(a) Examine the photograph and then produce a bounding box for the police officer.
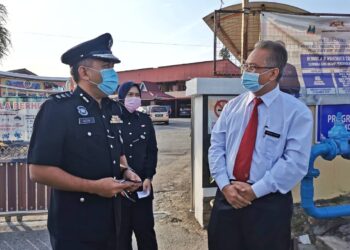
[27,33,141,250]
[117,82,158,250]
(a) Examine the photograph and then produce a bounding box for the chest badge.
[110,115,123,124]
[77,106,88,116]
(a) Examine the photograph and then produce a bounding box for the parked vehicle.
[179,105,191,117]
[147,105,169,125]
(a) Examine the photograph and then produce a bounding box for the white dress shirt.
[209,86,313,198]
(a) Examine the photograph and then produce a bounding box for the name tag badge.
[264,130,280,138]
[79,117,95,125]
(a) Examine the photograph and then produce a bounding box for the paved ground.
[0,118,207,250]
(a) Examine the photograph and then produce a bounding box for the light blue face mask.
[241,69,274,93]
[86,67,119,96]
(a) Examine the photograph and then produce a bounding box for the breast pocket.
[264,130,282,160]
[74,129,106,156]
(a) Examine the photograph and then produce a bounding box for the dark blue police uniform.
[27,33,126,250]
[27,87,125,248]
[119,105,158,250]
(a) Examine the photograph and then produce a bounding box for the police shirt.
[120,107,158,181]
[27,86,124,241]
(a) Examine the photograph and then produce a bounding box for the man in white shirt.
[208,40,313,250]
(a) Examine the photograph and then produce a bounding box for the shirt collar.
[73,86,112,107]
[247,85,280,107]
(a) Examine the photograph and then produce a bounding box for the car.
[179,106,191,117]
[147,105,169,125]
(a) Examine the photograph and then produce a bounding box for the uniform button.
[119,130,121,134]
[107,129,110,133]
[80,93,83,96]
[129,155,132,158]
[110,145,114,149]
[80,197,85,203]
[144,132,147,135]
[129,132,132,135]
[128,122,131,125]
[129,144,133,147]
[113,160,116,164]
[87,132,92,136]
[102,115,106,119]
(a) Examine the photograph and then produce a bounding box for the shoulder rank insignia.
[50,91,72,100]
[110,115,123,124]
[77,106,88,116]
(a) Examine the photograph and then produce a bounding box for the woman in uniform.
[118,81,158,250]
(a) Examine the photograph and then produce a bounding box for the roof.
[8,68,37,76]
[118,59,240,83]
[203,2,308,60]
[165,91,190,100]
[117,81,174,101]
[0,70,68,82]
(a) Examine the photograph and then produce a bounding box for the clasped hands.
[222,181,256,209]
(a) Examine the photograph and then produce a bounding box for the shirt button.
[87,132,92,136]
[129,144,133,147]
[102,115,106,119]
[128,122,131,125]
[144,132,147,135]
[110,145,114,149]
[113,160,116,165]
[129,132,132,135]
[129,155,132,158]
[80,197,85,203]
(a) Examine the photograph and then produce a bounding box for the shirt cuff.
[215,175,231,191]
[251,179,271,198]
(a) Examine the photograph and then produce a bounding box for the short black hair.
[70,59,93,83]
[254,40,288,81]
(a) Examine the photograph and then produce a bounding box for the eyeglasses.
[241,63,277,72]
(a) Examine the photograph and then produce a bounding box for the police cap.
[61,33,120,66]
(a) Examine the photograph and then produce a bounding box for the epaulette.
[50,91,73,101]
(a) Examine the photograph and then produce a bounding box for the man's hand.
[143,178,152,192]
[222,184,251,209]
[123,169,142,192]
[90,177,133,198]
[232,181,257,202]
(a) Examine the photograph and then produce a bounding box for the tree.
[0,4,11,60]
[219,47,230,60]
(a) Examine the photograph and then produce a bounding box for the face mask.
[86,67,119,96]
[124,96,141,113]
[241,69,274,93]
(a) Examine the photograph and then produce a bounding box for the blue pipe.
[301,112,350,219]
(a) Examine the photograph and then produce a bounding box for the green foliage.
[0,4,11,60]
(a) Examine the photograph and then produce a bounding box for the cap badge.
[77,106,88,116]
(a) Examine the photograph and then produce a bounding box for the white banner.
[0,97,46,162]
[261,12,350,95]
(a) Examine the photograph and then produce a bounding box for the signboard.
[208,96,233,134]
[0,97,46,162]
[261,12,350,95]
[316,104,350,142]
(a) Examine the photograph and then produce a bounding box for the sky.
[0,0,349,77]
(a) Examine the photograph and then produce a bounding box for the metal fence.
[0,162,50,222]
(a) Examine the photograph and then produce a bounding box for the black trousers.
[120,196,158,250]
[50,234,117,250]
[208,189,293,250]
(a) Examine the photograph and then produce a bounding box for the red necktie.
[233,97,263,182]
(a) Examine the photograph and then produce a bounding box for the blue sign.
[316,104,350,142]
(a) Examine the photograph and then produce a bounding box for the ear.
[270,68,280,81]
[78,66,90,81]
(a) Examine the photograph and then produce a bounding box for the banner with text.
[261,12,350,95]
[0,97,46,162]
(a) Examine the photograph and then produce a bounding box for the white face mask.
[124,96,141,113]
